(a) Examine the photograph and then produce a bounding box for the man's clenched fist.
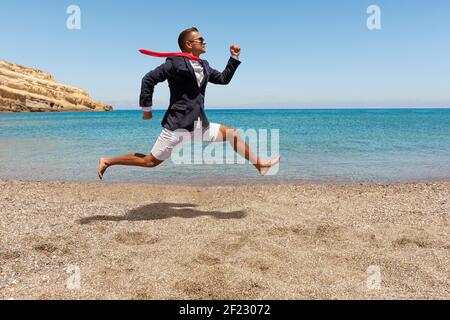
[230,44,241,57]
[143,111,152,120]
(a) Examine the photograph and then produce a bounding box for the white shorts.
[150,121,222,161]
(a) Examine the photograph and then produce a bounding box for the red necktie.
[139,49,201,61]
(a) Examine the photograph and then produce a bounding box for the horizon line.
[113,106,450,111]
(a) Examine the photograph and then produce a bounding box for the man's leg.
[214,124,280,175]
[97,128,183,180]
[98,153,163,180]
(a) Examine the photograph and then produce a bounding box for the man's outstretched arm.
[208,44,242,85]
[140,59,173,119]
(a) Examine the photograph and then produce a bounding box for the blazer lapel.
[199,60,208,88]
[184,58,198,83]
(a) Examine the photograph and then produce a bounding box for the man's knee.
[222,126,239,142]
[144,155,163,168]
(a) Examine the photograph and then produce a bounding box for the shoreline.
[2,176,450,188]
[1,179,449,299]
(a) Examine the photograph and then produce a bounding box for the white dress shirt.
[189,60,205,87]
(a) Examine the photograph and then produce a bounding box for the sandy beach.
[0,179,449,300]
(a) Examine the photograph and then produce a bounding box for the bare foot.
[257,155,281,176]
[97,158,110,180]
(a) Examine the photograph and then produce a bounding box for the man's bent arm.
[139,60,174,110]
[208,57,241,85]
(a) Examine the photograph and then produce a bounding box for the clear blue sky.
[1,0,449,109]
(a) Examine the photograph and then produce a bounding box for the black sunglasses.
[188,37,206,44]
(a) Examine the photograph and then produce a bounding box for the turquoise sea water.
[0,109,449,185]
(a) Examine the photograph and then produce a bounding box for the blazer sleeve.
[139,59,174,108]
[207,57,241,85]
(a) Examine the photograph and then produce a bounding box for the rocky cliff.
[0,60,113,112]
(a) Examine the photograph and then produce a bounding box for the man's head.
[178,27,206,56]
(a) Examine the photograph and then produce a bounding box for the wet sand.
[0,179,449,299]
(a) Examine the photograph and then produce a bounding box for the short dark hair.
[178,27,199,51]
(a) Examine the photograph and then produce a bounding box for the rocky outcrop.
[0,59,113,112]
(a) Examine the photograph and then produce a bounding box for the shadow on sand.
[78,202,247,224]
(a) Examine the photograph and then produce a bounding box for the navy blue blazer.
[140,56,241,131]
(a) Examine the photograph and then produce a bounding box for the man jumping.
[98,27,280,179]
